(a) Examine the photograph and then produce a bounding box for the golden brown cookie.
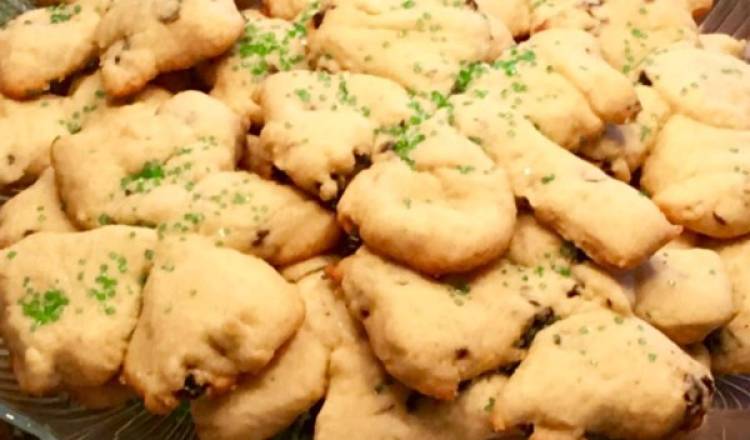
[123,234,304,414]
[497,310,714,440]
[95,0,244,97]
[0,226,155,395]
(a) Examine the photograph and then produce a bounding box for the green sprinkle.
[541,174,556,184]
[6,251,17,260]
[493,49,536,77]
[452,62,486,93]
[445,276,471,295]
[20,288,69,328]
[98,214,113,226]
[294,89,311,102]
[48,4,81,24]
[511,82,528,93]
[484,397,495,412]
[631,28,648,39]
[121,161,165,195]
[430,91,451,109]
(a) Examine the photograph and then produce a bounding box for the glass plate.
[1,1,750,439]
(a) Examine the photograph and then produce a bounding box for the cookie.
[635,248,735,345]
[0,226,156,395]
[698,33,749,58]
[452,97,680,269]
[210,10,308,127]
[580,85,672,182]
[157,171,340,266]
[530,29,641,125]
[528,0,598,33]
[95,0,244,97]
[53,91,242,229]
[508,213,635,316]
[709,238,750,374]
[476,0,530,38]
[643,46,750,130]
[0,71,166,189]
[262,0,312,20]
[307,0,512,94]
[336,247,580,399]
[255,70,411,201]
[192,260,353,440]
[123,234,304,414]
[338,121,516,275]
[0,168,76,248]
[0,3,100,98]
[641,115,750,238]
[497,310,714,440]
[595,0,699,78]
[459,29,639,150]
[464,46,603,150]
[316,339,507,440]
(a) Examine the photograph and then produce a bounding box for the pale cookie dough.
[192,260,354,440]
[338,121,516,275]
[643,46,750,130]
[452,97,679,269]
[0,168,75,248]
[210,10,307,127]
[307,0,512,94]
[155,171,340,266]
[123,234,304,414]
[336,247,579,400]
[0,226,156,395]
[316,339,507,440]
[641,115,750,238]
[0,3,100,98]
[53,91,242,229]
[95,0,244,97]
[709,238,750,374]
[255,71,411,201]
[635,248,735,345]
[580,85,672,182]
[496,310,714,440]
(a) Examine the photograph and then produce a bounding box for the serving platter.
[0,0,749,439]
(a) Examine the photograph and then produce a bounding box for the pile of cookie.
[0,0,748,439]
